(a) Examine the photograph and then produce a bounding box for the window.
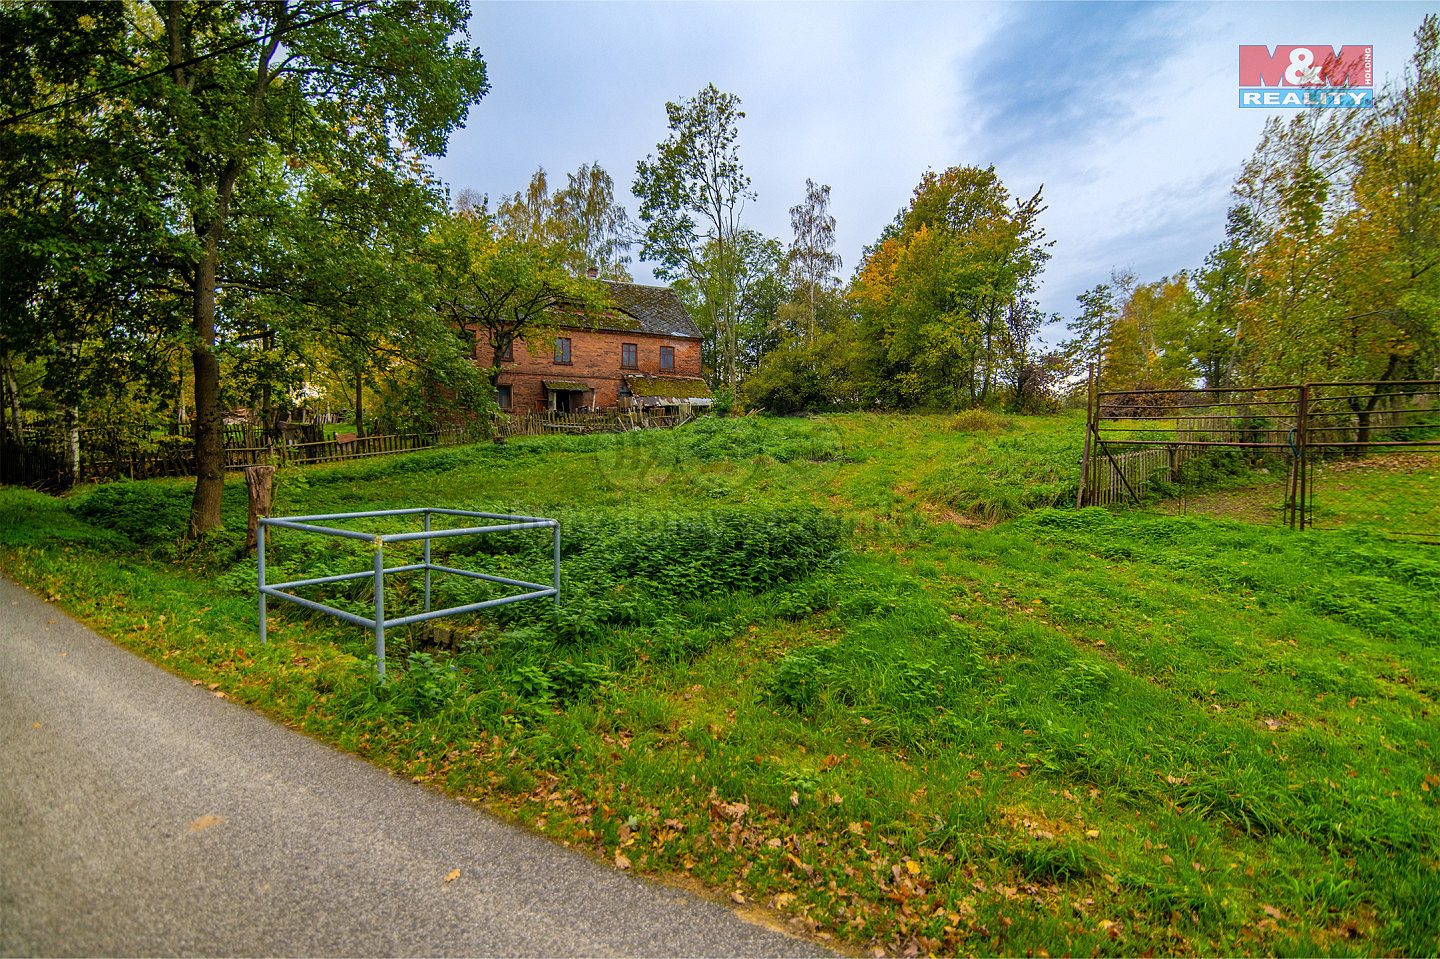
[496,385,512,409]
[621,343,637,368]
[500,340,514,362]
[660,345,675,371]
[554,337,571,364]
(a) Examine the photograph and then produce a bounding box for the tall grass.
[4,413,1436,957]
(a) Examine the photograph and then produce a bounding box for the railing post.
[423,510,432,614]
[553,521,561,608]
[374,537,386,679]
[257,522,268,643]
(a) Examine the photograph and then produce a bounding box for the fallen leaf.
[730,890,745,904]
[444,869,460,883]
[187,814,223,831]
[1162,854,1174,866]
[1086,829,1100,838]
[905,860,921,875]
[1262,904,1284,921]
[614,851,631,870]
[790,791,799,807]
[774,892,795,909]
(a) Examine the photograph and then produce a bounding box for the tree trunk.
[354,366,365,438]
[188,246,225,537]
[64,404,80,486]
[245,464,275,552]
[2,356,21,445]
[1354,355,1401,455]
[172,355,184,435]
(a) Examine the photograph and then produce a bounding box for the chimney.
[586,265,598,279]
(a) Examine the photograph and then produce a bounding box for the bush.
[69,481,194,544]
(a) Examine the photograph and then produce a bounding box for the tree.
[1061,283,1117,382]
[11,1,489,533]
[847,165,1051,408]
[495,162,635,280]
[424,208,607,435]
[787,179,841,341]
[1180,206,1265,390]
[496,167,565,247]
[633,84,756,390]
[1098,275,1198,392]
[557,162,635,280]
[1228,17,1440,400]
[675,229,786,382]
[1,2,179,477]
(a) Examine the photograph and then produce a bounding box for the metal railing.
[257,508,559,677]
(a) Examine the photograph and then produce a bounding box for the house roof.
[624,374,713,399]
[560,281,701,339]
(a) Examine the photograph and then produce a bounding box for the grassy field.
[2,412,1436,957]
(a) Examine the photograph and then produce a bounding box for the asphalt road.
[0,573,827,958]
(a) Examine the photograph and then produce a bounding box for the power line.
[0,0,373,129]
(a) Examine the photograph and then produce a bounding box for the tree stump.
[245,465,276,552]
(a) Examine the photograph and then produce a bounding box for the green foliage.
[7,411,1437,959]
[848,165,1052,410]
[67,480,250,546]
[0,488,127,549]
[633,84,755,388]
[5,0,491,532]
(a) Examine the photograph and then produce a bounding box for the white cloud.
[432,0,1431,338]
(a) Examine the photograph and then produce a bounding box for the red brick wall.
[480,327,702,412]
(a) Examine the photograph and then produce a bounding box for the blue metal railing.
[257,508,559,677]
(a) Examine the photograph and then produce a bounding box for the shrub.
[69,481,194,544]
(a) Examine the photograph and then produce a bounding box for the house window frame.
[660,345,675,371]
[554,337,572,365]
[499,340,514,362]
[495,384,513,410]
[621,342,638,369]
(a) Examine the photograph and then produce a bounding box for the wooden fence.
[496,409,690,437]
[1,427,474,490]
[1084,447,1181,506]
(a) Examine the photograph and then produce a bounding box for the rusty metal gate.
[1078,376,1440,531]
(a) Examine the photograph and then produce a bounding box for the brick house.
[486,280,712,414]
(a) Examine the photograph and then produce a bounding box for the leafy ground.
[2,412,1436,957]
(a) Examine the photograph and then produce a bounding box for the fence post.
[1297,384,1310,531]
[1077,364,1095,509]
[373,538,386,679]
[244,465,275,552]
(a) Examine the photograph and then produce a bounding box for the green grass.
[2,413,1437,957]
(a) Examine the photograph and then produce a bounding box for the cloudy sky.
[429,1,1432,345]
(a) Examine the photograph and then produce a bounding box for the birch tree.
[633,84,755,389]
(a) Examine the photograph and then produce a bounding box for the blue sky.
[429,1,1433,345]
